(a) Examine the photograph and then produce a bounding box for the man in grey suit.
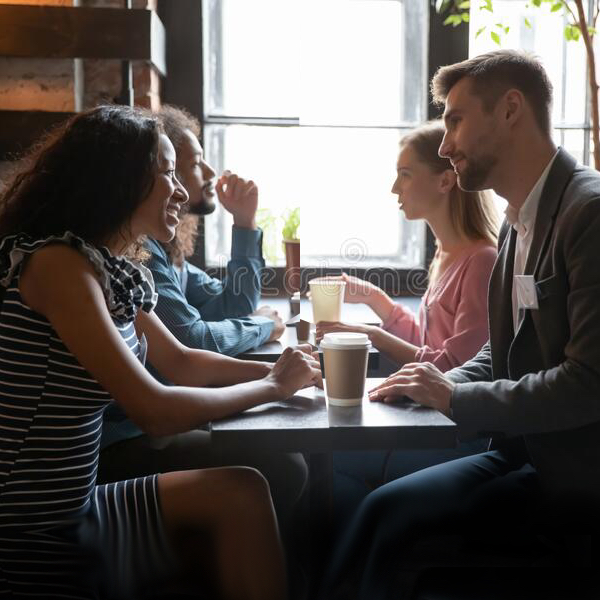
[320,49,600,600]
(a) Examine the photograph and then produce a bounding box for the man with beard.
[146,105,284,358]
[319,50,600,600]
[98,106,307,561]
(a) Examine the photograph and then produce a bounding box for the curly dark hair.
[0,105,162,260]
[159,104,201,152]
[158,105,203,265]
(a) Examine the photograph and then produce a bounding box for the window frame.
[157,0,470,296]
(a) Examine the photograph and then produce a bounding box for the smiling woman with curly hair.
[0,104,320,600]
[95,105,308,594]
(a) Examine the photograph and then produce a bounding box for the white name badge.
[514,275,539,310]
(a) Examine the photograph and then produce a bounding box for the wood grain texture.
[0,5,166,74]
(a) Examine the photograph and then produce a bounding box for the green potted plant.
[255,207,279,265]
[281,207,300,293]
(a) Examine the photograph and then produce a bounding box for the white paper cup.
[308,278,346,323]
[321,332,371,407]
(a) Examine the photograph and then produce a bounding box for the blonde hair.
[399,120,499,280]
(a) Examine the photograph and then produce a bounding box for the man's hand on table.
[266,345,323,399]
[251,305,285,342]
[368,362,454,417]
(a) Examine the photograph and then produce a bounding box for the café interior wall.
[0,0,162,186]
[0,0,161,111]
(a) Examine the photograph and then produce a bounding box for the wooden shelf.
[0,5,165,75]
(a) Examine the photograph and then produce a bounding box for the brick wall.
[0,0,161,112]
[80,0,160,110]
[0,0,162,189]
[0,0,77,111]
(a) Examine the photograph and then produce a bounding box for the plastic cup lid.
[308,278,346,287]
[320,332,371,349]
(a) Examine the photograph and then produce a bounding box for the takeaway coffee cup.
[308,278,346,323]
[321,332,371,407]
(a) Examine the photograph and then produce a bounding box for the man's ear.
[439,168,457,194]
[503,88,524,125]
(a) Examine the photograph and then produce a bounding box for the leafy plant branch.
[436,0,600,169]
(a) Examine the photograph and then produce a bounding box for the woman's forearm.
[368,327,419,366]
[138,377,282,436]
[367,288,396,323]
[173,350,272,387]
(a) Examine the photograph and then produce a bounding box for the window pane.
[554,128,587,165]
[204,0,428,126]
[469,1,588,128]
[202,1,429,268]
[203,125,302,266]
[203,125,425,268]
[300,127,425,268]
[203,0,301,118]
[300,0,427,126]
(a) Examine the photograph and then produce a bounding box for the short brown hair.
[431,49,553,136]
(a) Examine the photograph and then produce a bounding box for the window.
[202,0,429,269]
[469,0,593,213]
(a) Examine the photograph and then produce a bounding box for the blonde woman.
[317,120,499,372]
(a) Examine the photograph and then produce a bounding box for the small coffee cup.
[321,332,371,407]
[295,319,311,342]
[308,278,346,323]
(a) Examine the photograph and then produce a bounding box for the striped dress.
[0,233,172,599]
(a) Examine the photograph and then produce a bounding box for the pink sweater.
[381,243,497,372]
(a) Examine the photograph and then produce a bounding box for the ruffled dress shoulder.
[0,231,157,322]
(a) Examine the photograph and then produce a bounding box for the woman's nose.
[174,178,189,204]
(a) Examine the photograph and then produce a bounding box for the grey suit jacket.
[447,147,600,500]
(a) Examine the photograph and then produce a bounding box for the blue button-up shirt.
[146,226,273,354]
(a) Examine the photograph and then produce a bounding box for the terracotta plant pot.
[284,239,300,293]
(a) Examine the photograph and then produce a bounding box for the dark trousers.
[319,450,544,600]
[332,439,490,537]
[98,429,308,528]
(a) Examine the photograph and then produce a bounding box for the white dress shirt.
[505,150,559,332]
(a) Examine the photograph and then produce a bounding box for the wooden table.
[236,296,421,368]
[210,378,456,591]
[210,380,455,453]
[237,322,382,372]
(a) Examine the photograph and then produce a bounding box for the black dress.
[0,233,173,599]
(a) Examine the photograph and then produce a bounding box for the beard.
[456,153,498,192]
[187,195,217,216]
